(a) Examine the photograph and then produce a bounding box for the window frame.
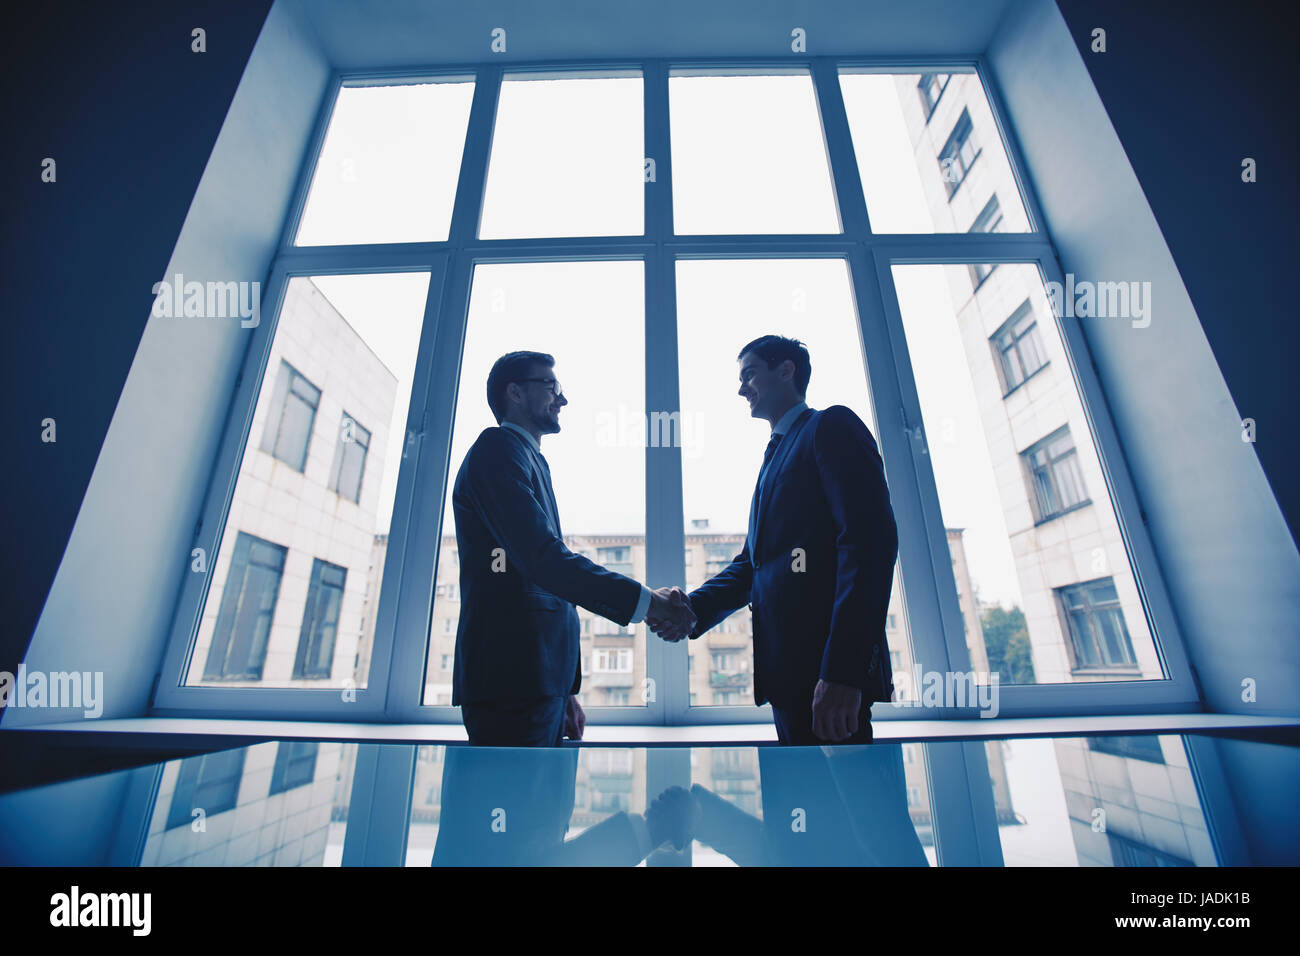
[152,55,1199,727]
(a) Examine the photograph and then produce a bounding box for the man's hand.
[811,679,862,742]
[644,786,702,851]
[646,587,696,642]
[564,695,586,740]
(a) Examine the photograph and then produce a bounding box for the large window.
[159,59,1195,724]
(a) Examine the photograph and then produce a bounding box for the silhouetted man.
[451,350,693,746]
[659,336,897,744]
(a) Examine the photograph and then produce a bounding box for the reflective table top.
[1,730,1296,866]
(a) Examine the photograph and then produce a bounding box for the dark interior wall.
[1051,0,1298,545]
[1,1,275,677]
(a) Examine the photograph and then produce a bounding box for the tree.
[980,605,1035,685]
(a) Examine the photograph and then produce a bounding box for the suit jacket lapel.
[752,407,814,558]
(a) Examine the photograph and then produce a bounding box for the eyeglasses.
[517,377,563,398]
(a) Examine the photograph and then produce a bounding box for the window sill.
[11,712,1300,748]
[1032,498,1093,527]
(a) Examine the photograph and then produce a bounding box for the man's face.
[737,351,791,421]
[518,362,566,434]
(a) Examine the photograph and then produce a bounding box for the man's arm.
[466,433,643,624]
[685,541,755,639]
[812,405,898,693]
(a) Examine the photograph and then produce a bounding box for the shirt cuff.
[628,585,653,624]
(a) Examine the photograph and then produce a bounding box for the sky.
[279,70,1035,608]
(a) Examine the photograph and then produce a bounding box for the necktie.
[747,431,784,560]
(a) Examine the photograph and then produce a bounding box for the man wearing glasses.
[450,350,695,746]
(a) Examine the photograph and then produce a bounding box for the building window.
[259,359,320,472]
[270,741,319,795]
[1022,426,1089,522]
[166,749,246,830]
[991,301,1048,393]
[329,412,371,503]
[440,654,453,671]
[705,542,736,575]
[606,689,631,705]
[597,546,633,577]
[916,72,949,120]
[203,532,287,680]
[967,195,1004,287]
[594,648,633,673]
[293,559,347,679]
[938,109,978,198]
[1058,578,1138,670]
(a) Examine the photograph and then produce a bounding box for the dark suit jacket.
[687,405,898,709]
[451,426,642,706]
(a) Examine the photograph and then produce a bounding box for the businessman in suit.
[451,350,695,746]
[655,335,898,744]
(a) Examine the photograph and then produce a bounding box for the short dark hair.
[737,335,811,396]
[486,350,554,423]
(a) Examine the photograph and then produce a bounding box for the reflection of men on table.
[431,745,697,866]
[689,744,929,866]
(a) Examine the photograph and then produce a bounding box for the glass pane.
[891,262,1163,684]
[139,741,357,866]
[674,259,915,709]
[838,71,1031,234]
[478,74,644,239]
[295,81,475,245]
[425,261,646,706]
[669,73,840,235]
[991,736,1216,865]
[186,273,430,688]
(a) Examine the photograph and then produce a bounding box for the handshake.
[645,586,696,642]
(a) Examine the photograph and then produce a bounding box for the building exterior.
[893,72,1160,684]
[186,278,397,689]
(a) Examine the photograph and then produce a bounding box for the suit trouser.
[461,695,568,746]
[770,700,874,745]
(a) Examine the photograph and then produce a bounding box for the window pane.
[186,274,430,688]
[478,74,644,239]
[295,81,475,245]
[425,262,646,707]
[838,71,1031,234]
[891,262,1163,684]
[669,73,840,235]
[675,259,915,708]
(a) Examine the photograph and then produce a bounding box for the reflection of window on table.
[1087,735,1166,764]
[167,749,247,830]
[270,741,320,794]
